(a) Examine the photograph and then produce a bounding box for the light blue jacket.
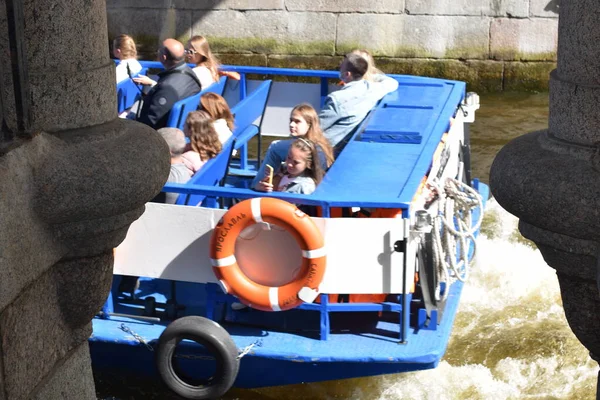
[319,74,399,148]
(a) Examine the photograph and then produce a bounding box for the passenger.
[268,138,323,195]
[182,110,222,174]
[200,92,234,145]
[113,34,142,83]
[252,103,333,191]
[185,35,220,90]
[320,52,399,152]
[134,38,202,129]
[350,49,383,81]
[156,127,192,204]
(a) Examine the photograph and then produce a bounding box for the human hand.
[255,180,273,193]
[132,75,156,86]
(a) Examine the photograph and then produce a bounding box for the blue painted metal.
[116,68,147,114]
[166,75,228,130]
[230,80,272,171]
[100,63,490,389]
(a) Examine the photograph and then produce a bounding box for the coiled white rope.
[429,177,483,301]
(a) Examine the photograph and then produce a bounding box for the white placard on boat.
[114,203,412,294]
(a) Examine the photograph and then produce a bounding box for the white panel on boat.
[222,80,339,137]
[114,203,413,294]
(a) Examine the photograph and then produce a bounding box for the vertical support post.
[319,294,330,341]
[239,73,247,101]
[320,77,329,109]
[100,291,114,320]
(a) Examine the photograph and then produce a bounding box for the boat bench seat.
[116,67,148,114]
[166,75,228,130]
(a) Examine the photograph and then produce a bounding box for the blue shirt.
[319,75,399,148]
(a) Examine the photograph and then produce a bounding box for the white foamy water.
[371,199,599,400]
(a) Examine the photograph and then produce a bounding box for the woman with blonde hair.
[350,49,383,81]
[200,92,234,145]
[185,35,220,89]
[181,110,222,174]
[113,34,142,83]
[253,103,334,191]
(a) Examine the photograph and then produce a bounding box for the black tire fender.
[156,316,239,399]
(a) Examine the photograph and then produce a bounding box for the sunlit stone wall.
[106,0,559,92]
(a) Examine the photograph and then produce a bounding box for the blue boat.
[91,62,489,399]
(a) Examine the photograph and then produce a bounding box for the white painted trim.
[301,247,326,259]
[251,197,263,223]
[210,255,236,267]
[218,280,229,294]
[268,287,280,311]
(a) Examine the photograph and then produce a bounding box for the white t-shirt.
[213,118,232,145]
[115,58,142,83]
[193,66,217,90]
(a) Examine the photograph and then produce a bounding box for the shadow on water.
[470,92,549,185]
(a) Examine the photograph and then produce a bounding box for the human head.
[157,127,186,157]
[350,49,382,81]
[184,110,222,160]
[289,103,334,167]
[339,53,369,83]
[157,38,186,68]
[287,138,323,184]
[113,34,137,60]
[289,103,320,138]
[200,92,234,131]
[185,35,220,81]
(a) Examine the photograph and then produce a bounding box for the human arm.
[251,140,286,189]
[370,74,399,99]
[132,75,157,86]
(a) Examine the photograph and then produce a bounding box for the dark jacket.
[138,62,202,129]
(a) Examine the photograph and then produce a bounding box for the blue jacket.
[319,74,399,148]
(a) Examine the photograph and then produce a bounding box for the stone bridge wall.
[106,0,559,92]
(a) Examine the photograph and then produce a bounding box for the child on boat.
[113,34,142,83]
[182,110,222,174]
[200,92,234,145]
[261,138,323,195]
[253,103,333,192]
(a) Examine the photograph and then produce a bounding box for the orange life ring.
[209,198,326,312]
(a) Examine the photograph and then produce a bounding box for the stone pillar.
[0,1,168,399]
[490,0,600,397]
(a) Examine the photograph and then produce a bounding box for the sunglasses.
[184,48,197,55]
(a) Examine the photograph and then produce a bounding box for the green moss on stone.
[492,48,557,62]
[504,62,555,92]
[267,55,342,83]
[337,42,488,60]
[375,58,503,93]
[208,37,334,56]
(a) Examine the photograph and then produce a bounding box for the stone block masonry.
[106,0,560,91]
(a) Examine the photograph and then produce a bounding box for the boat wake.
[373,198,598,400]
[238,199,598,400]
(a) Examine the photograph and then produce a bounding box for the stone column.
[490,0,600,397]
[0,1,169,399]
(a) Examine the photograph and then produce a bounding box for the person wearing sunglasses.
[135,38,202,130]
[185,36,220,90]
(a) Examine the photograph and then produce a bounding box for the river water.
[98,92,600,399]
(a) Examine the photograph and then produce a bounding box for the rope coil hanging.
[428,177,483,301]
